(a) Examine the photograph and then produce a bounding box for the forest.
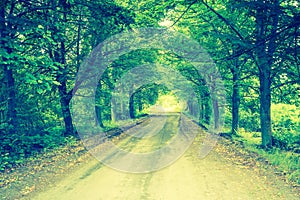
[0,0,299,184]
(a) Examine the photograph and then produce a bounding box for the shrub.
[271,104,300,151]
[239,110,260,132]
[0,126,67,171]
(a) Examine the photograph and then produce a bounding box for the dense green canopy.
[0,0,299,170]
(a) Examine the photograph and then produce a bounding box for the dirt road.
[27,114,298,200]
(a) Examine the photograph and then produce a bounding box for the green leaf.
[37,88,44,94]
[37,24,44,29]
[53,80,61,86]
[25,74,37,84]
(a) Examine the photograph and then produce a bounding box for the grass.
[234,128,300,185]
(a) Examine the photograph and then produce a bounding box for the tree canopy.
[0,0,299,170]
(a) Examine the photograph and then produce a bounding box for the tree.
[0,0,18,134]
[31,0,135,134]
[241,0,298,147]
[150,0,299,147]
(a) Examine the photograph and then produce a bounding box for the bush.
[0,126,67,171]
[271,104,300,151]
[239,110,260,132]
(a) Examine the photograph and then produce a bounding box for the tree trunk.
[259,70,272,147]
[257,52,273,148]
[0,2,17,134]
[95,81,104,127]
[231,67,240,135]
[55,3,75,135]
[3,64,17,133]
[58,82,74,135]
[187,99,192,115]
[199,99,204,123]
[111,95,116,122]
[129,93,135,118]
[255,0,279,148]
[212,98,219,130]
[95,106,104,127]
[203,97,211,124]
[138,99,143,112]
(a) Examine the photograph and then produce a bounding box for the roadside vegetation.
[223,103,300,185]
[0,0,299,189]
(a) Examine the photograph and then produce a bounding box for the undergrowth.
[235,129,300,185]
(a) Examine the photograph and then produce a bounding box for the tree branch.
[170,0,198,27]
[271,79,300,90]
[200,0,244,41]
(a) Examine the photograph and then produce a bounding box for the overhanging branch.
[170,0,198,27]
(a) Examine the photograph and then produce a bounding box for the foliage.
[239,109,260,132]
[0,0,299,177]
[234,130,300,185]
[271,104,300,151]
[0,0,135,171]
[0,127,66,171]
[253,148,299,185]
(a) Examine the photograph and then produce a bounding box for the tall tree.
[0,0,17,134]
[154,0,299,147]
[253,0,278,147]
